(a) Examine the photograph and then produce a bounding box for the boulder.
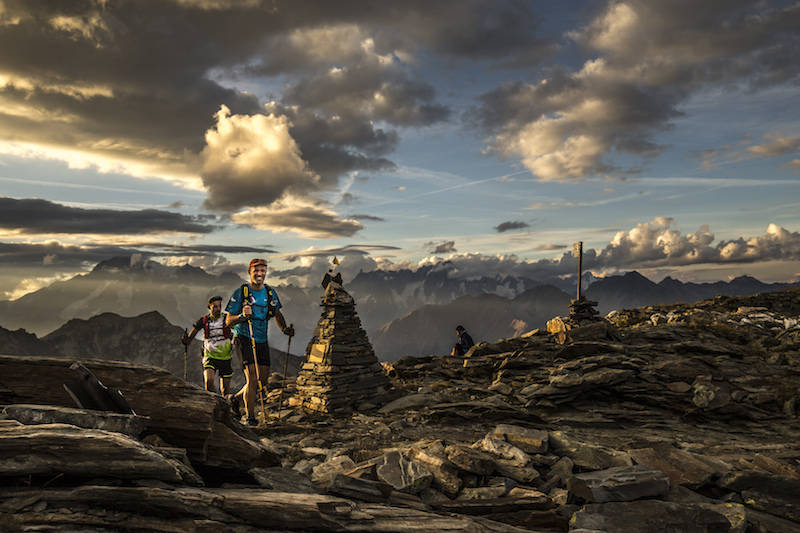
[567,465,670,503]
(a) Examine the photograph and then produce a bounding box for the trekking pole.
[183,328,189,381]
[278,325,293,421]
[247,319,267,424]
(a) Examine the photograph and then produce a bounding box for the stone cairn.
[292,280,390,414]
[546,297,606,344]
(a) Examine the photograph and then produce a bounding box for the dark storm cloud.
[0,197,215,234]
[427,241,457,254]
[350,214,386,222]
[474,1,800,181]
[0,0,553,213]
[494,220,530,233]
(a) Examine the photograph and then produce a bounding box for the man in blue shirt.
[226,258,294,425]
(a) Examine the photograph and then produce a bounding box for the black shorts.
[202,356,234,378]
[234,336,271,367]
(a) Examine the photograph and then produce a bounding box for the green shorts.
[202,356,233,378]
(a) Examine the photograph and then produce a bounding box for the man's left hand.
[283,324,295,337]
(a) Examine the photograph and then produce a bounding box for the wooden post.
[573,241,583,301]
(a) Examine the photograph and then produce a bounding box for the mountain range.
[0,310,302,388]
[1,255,797,362]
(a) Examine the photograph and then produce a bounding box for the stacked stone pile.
[292,281,390,414]
[568,298,601,323]
[546,298,612,344]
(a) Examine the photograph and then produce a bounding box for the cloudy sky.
[1,0,799,298]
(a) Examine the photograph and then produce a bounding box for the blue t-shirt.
[225,285,282,343]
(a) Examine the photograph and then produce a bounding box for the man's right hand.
[242,304,252,319]
[181,333,190,346]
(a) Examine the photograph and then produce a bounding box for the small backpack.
[241,283,277,320]
[202,314,231,339]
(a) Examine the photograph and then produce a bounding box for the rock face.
[2,287,800,532]
[292,281,390,414]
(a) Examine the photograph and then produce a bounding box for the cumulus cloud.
[232,198,363,239]
[0,197,215,234]
[0,1,551,217]
[747,132,800,158]
[200,105,319,210]
[495,220,530,233]
[427,240,457,254]
[475,1,800,181]
[410,218,800,281]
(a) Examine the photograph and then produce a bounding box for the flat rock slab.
[0,423,200,485]
[718,471,800,523]
[445,444,496,476]
[567,465,670,503]
[630,446,731,488]
[435,487,553,515]
[489,424,549,454]
[2,404,149,437]
[570,500,747,533]
[249,467,319,494]
[379,393,436,414]
[0,485,531,532]
[549,431,632,470]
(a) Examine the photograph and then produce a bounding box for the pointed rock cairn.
[293,281,390,414]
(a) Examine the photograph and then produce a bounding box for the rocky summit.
[1,288,800,532]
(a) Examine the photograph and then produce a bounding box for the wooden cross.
[573,241,583,301]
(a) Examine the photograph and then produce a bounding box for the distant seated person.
[451,325,474,356]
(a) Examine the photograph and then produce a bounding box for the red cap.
[248,258,268,270]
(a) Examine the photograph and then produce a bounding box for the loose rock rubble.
[1,288,800,531]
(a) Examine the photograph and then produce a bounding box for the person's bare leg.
[220,376,231,397]
[244,364,258,419]
[203,368,216,392]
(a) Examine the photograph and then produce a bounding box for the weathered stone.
[718,471,800,522]
[478,436,532,467]
[548,431,632,470]
[312,455,356,488]
[489,424,548,454]
[407,441,462,497]
[445,444,496,476]
[379,393,435,414]
[493,460,541,484]
[375,451,432,494]
[0,423,200,485]
[567,465,670,503]
[2,404,149,437]
[435,487,553,515]
[249,467,319,493]
[629,446,731,488]
[570,500,746,533]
